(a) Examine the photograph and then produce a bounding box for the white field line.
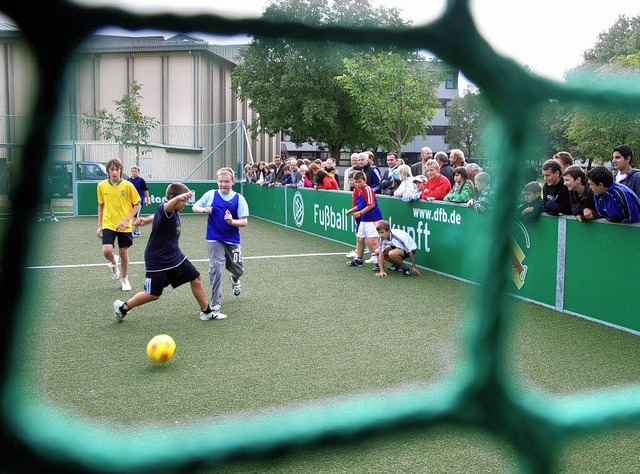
[23,252,347,270]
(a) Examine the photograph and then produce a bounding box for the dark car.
[48,161,109,197]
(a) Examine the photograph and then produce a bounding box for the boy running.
[113,183,217,321]
[97,157,141,291]
[193,167,249,320]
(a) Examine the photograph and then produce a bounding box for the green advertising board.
[243,183,638,335]
[564,219,639,332]
[509,217,560,308]
[280,185,526,285]
[242,183,287,226]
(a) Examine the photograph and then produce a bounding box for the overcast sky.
[19,0,640,81]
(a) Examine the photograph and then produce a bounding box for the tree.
[231,0,407,157]
[336,52,443,156]
[583,15,640,66]
[534,100,572,160]
[565,106,640,164]
[82,80,159,166]
[548,14,640,164]
[445,87,488,158]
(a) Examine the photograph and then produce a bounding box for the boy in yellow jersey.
[96,157,141,291]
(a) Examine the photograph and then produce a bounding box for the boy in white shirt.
[374,220,421,277]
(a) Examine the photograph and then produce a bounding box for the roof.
[0,22,248,66]
[78,35,247,65]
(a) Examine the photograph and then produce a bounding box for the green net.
[1,1,640,472]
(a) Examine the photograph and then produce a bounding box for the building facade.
[0,25,457,182]
[0,28,280,183]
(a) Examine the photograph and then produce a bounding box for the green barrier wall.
[243,183,640,335]
[564,218,639,331]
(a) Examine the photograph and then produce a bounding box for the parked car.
[47,161,109,197]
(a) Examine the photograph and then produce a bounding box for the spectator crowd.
[243,144,640,274]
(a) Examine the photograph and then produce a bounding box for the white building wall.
[132,55,164,123]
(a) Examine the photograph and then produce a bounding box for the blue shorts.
[144,259,200,297]
[102,229,133,249]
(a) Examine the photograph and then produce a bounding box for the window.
[445,71,458,89]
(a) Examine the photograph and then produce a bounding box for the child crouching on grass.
[113,182,219,321]
[374,220,421,277]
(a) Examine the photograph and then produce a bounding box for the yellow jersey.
[97,179,140,232]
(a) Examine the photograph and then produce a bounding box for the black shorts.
[383,246,408,260]
[102,229,133,249]
[145,259,200,297]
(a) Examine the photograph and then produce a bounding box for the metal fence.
[0,115,248,194]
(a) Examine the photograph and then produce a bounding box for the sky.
[12,1,640,82]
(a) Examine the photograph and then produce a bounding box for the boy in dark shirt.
[517,181,543,223]
[113,182,215,321]
[562,165,600,222]
[541,159,571,216]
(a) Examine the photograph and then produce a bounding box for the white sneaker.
[345,249,357,258]
[36,217,45,222]
[51,216,59,222]
[113,299,125,320]
[121,277,131,291]
[199,310,228,321]
[109,255,120,280]
[365,255,378,264]
[230,274,241,296]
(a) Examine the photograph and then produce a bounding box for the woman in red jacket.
[420,159,452,201]
[313,169,340,190]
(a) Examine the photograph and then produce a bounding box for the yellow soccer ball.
[146,334,176,362]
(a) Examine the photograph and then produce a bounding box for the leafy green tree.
[336,52,443,156]
[583,15,640,66]
[565,106,640,164]
[445,87,488,158]
[549,14,640,164]
[534,101,572,160]
[231,0,407,157]
[82,80,159,166]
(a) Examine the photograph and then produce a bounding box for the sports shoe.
[373,264,380,272]
[121,277,131,291]
[345,249,357,258]
[401,267,411,277]
[199,310,228,321]
[365,255,378,264]
[387,265,400,272]
[113,299,126,320]
[51,216,59,222]
[109,255,120,280]
[347,258,363,266]
[230,274,241,296]
[36,217,45,222]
